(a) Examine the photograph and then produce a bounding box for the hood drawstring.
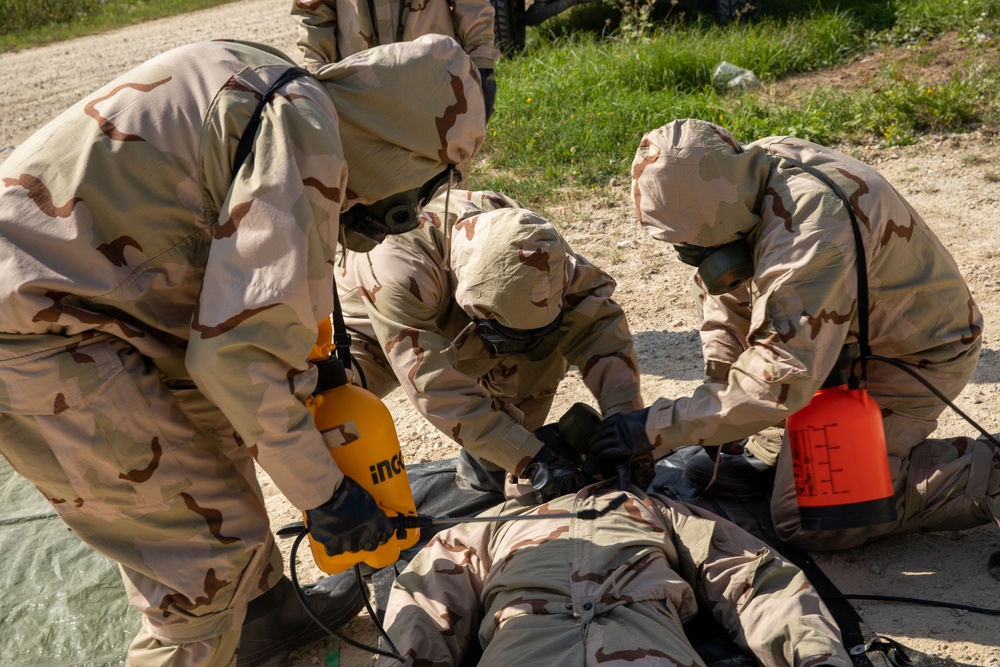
[450,319,476,352]
[442,180,454,273]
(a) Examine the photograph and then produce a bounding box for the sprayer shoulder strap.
[777,156,872,363]
[332,286,355,369]
[232,66,311,176]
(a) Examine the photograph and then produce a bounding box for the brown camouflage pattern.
[338,191,643,475]
[631,119,994,549]
[375,484,852,667]
[772,433,1000,549]
[0,38,484,664]
[292,0,499,72]
[315,34,486,205]
[0,335,283,663]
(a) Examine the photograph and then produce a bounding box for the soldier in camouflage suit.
[291,0,500,120]
[375,482,852,667]
[338,190,643,499]
[0,35,484,666]
[586,118,998,551]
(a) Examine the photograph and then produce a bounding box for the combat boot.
[236,572,364,667]
[682,442,776,500]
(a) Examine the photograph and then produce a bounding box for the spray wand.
[388,492,628,531]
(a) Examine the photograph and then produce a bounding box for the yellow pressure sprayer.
[302,318,420,574]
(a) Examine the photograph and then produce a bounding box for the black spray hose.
[852,354,1000,447]
[286,528,404,661]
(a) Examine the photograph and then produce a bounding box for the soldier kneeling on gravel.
[336,190,644,504]
[0,35,485,667]
[584,118,1000,560]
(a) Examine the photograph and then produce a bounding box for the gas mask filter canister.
[341,166,461,252]
[673,240,754,295]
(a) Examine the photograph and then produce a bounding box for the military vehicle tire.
[492,0,526,54]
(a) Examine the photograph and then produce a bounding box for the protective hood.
[452,208,567,329]
[316,34,486,205]
[631,119,771,247]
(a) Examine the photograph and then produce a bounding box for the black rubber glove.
[479,67,497,123]
[524,438,586,503]
[583,408,654,491]
[305,476,394,556]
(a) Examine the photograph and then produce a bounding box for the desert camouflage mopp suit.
[0,35,484,665]
[291,0,501,183]
[631,119,999,549]
[375,484,852,667]
[337,191,643,477]
[292,0,499,72]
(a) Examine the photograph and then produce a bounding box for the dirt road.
[2,2,999,665]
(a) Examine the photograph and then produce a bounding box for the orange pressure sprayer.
[777,156,898,532]
[785,344,897,531]
[302,318,420,574]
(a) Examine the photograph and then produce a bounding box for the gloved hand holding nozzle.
[305,476,394,556]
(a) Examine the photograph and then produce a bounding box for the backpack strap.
[232,66,311,175]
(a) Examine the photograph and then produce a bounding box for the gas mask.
[474,311,564,362]
[674,240,754,295]
[340,166,461,252]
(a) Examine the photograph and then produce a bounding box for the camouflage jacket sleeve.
[292,0,340,72]
[187,80,348,511]
[696,280,753,383]
[449,0,500,69]
[656,494,851,667]
[375,517,492,666]
[292,0,500,72]
[645,184,862,454]
[560,252,643,416]
[345,241,542,475]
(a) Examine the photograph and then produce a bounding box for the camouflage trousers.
[771,431,1000,550]
[0,333,283,666]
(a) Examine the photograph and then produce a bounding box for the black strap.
[776,156,872,382]
[367,0,381,45]
[395,0,408,42]
[232,66,311,176]
[716,491,910,667]
[331,287,354,369]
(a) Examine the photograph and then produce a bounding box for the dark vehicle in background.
[491,0,762,52]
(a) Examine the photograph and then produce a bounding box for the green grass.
[483,0,1000,201]
[0,0,242,51]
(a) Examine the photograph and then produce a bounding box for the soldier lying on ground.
[375,479,852,667]
[336,190,644,503]
[0,35,484,667]
[585,118,999,556]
